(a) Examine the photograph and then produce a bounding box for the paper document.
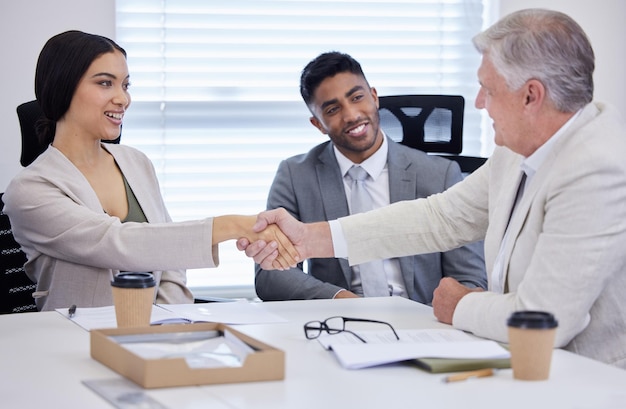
[56,305,183,331]
[317,328,510,369]
[160,301,287,324]
[56,300,287,331]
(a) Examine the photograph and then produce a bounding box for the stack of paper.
[316,328,510,371]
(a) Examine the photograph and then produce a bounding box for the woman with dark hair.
[3,30,296,311]
[34,30,128,147]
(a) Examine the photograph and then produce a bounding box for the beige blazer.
[4,144,217,311]
[339,102,626,368]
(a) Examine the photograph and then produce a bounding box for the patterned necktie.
[347,165,390,297]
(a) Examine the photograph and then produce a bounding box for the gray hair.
[472,8,594,112]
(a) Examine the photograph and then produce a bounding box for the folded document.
[317,328,510,370]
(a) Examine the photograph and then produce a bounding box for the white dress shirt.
[332,136,407,297]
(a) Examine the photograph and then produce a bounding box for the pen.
[443,368,495,383]
[68,304,77,318]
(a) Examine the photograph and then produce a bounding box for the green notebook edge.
[409,357,511,373]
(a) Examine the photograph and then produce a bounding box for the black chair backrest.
[378,94,487,174]
[16,100,47,167]
[378,94,464,154]
[0,193,37,314]
[16,100,122,167]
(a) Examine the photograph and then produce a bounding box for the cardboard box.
[90,322,285,389]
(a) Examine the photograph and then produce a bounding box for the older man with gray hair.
[241,9,626,369]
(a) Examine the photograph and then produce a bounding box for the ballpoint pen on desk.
[442,368,495,383]
[68,304,77,318]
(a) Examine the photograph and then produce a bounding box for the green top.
[122,175,147,223]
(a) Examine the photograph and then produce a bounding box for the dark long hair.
[34,30,127,146]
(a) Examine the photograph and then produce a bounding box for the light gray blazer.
[339,103,626,369]
[255,138,486,303]
[3,144,217,311]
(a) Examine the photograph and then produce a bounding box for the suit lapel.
[387,140,415,202]
[498,108,590,290]
[316,144,353,285]
[489,155,525,246]
[499,105,597,261]
[498,170,530,292]
[316,144,350,220]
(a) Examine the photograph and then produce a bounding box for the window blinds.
[115,0,487,299]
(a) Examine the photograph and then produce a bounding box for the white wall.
[1,0,625,191]
[0,0,115,191]
[499,0,626,123]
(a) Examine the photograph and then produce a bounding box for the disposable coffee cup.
[507,311,558,381]
[111,272,156,328]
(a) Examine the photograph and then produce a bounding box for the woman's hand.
[237,208,334,270]
[247,221,300,270]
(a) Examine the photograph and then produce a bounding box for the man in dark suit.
[254,51,486,302]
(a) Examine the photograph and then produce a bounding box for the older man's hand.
[432,277,483,324]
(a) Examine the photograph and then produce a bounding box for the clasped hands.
[238,208,479,323]
[237,208,331,271]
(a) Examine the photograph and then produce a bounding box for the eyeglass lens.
[304,317,345,339]
[323,316,346,333]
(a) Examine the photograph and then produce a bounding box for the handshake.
[235,208,334,270]
[237,207,478,325]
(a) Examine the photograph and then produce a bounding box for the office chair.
[0,193,37,314]
[378,95,487,174]
[17,100,122,167]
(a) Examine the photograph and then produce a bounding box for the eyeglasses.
[304,316,400,343]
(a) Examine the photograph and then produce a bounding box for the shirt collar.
[334,133,388,180]
[522,109,583,178]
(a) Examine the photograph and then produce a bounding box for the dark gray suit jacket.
[255,138,486,303]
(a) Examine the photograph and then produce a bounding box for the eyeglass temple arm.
[342,317,400,340]
[341,329,367,343]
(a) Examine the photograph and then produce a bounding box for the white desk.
[2,297,625,409]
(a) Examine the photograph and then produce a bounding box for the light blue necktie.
[347,166,390,297]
